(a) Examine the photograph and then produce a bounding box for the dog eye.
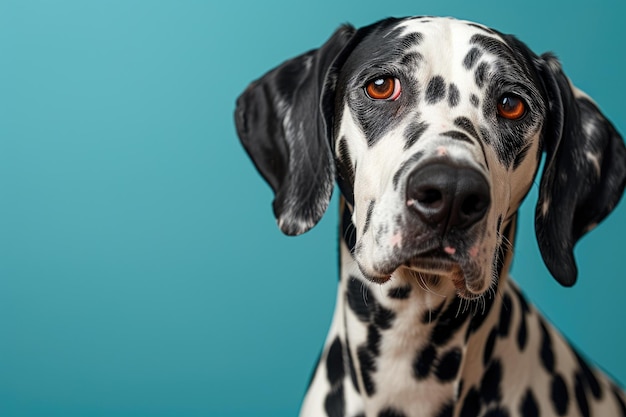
[497,94,526,120]
[365,77,402,101]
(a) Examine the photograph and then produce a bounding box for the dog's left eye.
[365,77,402,101]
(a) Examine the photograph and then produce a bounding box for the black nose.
[406,162,490,230]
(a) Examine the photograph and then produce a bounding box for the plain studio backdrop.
[1,1,625,416]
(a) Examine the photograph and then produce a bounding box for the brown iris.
[497,94,526,120]
[365,77,401,100]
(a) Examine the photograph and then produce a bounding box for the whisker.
[413,271,446,298]
[456,296,464,318]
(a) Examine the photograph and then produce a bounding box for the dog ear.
[535,53,626,286]
[234,25,356,236]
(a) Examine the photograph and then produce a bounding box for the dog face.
[332,19,547,296]
[235,17,626,297]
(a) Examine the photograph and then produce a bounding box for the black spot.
[336,150,355,207]
[497,292,513,338]
[496,216,503,233]
[344,333,360,394]
[341,203,356,253]
[470,34,509,56]
[435,401,454,417]
[470,94,480,108]
[401,51,423,68]
[539,318,555,373]
[422,301,445,324]
[574,372,590,417]
[454,117,479,140]
[357,345,376,396]
[442,130,473,144]
[400,31,423,49]
[362,200,375,235]
[467,292,496,336]
[475,62,488,88]
[463,47,483,69]
[393,151,424,190]
[426,76,446,104]
[404,121,428,150]
[513,286,529,351]
[612,384,626,416]
[337,136,354,185]
[460,387,482,417]
[413,344,437,380]
[431,297,471,346]
[483,407,510,417]
[454,117,489,169]
[520,389,539,417]
[346,277,373,322]
[373,304,396,330]
[480,359,503,404]
[448,83,460,107]
[551,373,569,416]
[388,285,412,299]
[326,337,345,385]
[483,328,497,366]
[378,407,407,417]
[516,307,527,351]
[512,284,530,313]
[367,324,381,356]
[436,347,463,382]
[572,349,602,399]
[324,383,345,417]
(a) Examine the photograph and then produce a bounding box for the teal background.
[1,0,625,416]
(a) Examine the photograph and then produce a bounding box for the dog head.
[235,16,626,297]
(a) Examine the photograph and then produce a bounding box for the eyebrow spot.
[426,76,446,104]
[475,62,489,88]
[463,47,483,69]
[448,83,460,107]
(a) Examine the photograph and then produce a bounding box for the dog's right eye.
[497,94,526,120]
[365,77,401,101]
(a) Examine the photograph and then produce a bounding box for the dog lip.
[368,244,483,288]
[408,245,459,263]
[363,242,478,284]
[356,260,394,283]
[405,250,458,274]
[365,246,456,281]
[359,270,393,284]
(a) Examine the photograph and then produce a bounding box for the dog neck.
[330,200,519,414]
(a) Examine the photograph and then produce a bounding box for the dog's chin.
[360,251,490,300]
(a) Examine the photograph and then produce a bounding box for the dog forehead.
[394,16,496,43]
[341,17,509,74]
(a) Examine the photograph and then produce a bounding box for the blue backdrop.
[1,1,625,416]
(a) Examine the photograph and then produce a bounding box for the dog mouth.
[359,245,486,298]
[405,247,457,271]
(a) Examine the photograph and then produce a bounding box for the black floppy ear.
[234,25,355,236]
[535,54,626,286]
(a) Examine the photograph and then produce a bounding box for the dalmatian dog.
[235,16,626,417]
